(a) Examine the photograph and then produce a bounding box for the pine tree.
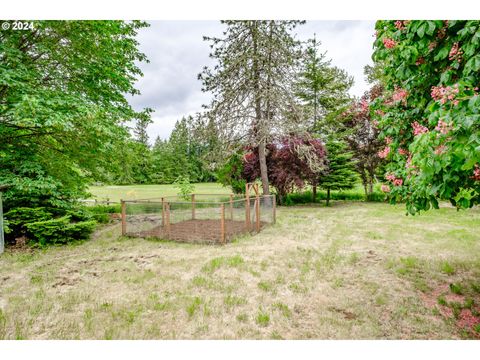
[199,20,306,195]
[296,35,353,201]
[319,140,357,206]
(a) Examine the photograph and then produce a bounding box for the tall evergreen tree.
[318,140,357,206]
[296,36,353,133]
[296,35,354,201]
[199,20,306,195]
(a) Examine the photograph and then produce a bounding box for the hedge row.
[283,189,386,206]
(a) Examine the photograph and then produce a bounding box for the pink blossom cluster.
[431,84,460,105]
[383,38,397,49]
[375,109,385,116]
[473,164,480,181]
[393,178,403,186]
[398,148,409,156]
[385,173,403,186]
[395,21,404,30]
[378,146,390,158]
[412,121,429,136]
[381,184,391,193]
[385,173,396,181]
[385,136,393,144]
[449,42,463,62]
[429,41,437,51]
[392,87,408,103]
[434,119,452,134]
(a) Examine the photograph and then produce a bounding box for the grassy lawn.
[1,202,479,339]
[88,183,232,202]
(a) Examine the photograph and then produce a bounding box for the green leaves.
[464,54,480,74]
[371,20,480,213]
[434,46,450,61]
[1,21,150,232]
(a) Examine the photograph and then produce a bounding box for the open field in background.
[1,202,479,339]
[88,182,383,204]
[88,183,231,202]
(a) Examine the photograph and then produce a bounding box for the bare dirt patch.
[129,219,266,244]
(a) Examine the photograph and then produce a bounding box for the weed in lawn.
[441,261,456,275]
[332,277,344,289]
[258,280,274,292]
[273,302,292,319]
[256,310,270,327]
[270,330,284,339]
[472,283,480,294]
[186,297,202,319]
[236,313,248,323]
[450,283,463,295]
[224,295,246,310]
[0,309,6,340]
[348,252,360,265]
[201,255,244,274]
[438,295,448,306]
[288,282,308,294]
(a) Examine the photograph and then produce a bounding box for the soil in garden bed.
[128,219,267,244]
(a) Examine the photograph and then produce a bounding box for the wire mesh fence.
[122,194,276,245]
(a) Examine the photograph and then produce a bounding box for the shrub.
[88,204,121,214]
[283,188,385,206]
[4,207,53,242]
[24,216,96,246]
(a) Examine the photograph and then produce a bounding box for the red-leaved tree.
[242,135,327,203]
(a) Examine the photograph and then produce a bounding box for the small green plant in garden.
[173,175,195,201]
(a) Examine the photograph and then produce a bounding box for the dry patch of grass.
[0,202,479,339]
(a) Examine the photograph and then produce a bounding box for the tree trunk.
[326,187,331,206]
[312,183,317,203]
[362,179,368,201]
[251,21,270,196]
[258,140,270,195]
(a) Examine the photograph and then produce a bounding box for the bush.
[87,204,120,223]
[4,207,53,241]
[4,205,101,246]
[88,204,121,214]
[24,216,96,246]
[284,188,385,206]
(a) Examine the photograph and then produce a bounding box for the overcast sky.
[128,20,376,142]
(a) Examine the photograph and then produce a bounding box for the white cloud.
[128,20,376,142]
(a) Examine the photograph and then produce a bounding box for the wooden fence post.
[245,184,250,231]
[272,195,276,224]
[255,195,260,232]
[161,197,165,227]
[229,194,233,220]
[191,194,196,220]
[121,200,126,236]
[220,204,225,245]
[166,203,171,239]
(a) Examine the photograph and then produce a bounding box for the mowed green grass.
[88,183,232,202]
[0,202,479,339]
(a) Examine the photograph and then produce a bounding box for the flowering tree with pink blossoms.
[372,20,480,214]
